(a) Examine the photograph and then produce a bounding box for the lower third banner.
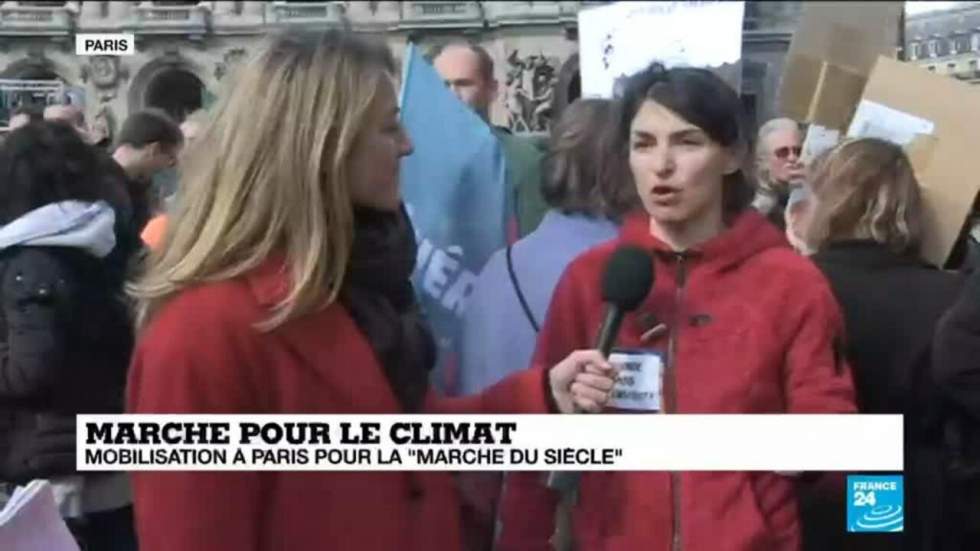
[78,414,902,472]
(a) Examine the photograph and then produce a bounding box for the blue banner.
[399,44,511,396]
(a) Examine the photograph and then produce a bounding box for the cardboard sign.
[850,56,980,267]
[779,2,903,130]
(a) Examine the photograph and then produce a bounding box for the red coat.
[497,211,857,551]
[126,256,549,551]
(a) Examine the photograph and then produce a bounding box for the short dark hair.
[427,39,494,83]
[0,121,117,224]
[115,108,183,150]
[543,99,635,218]
[11,104,43,124]
[614,63,754,216]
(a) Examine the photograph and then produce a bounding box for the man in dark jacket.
[933,267,980,550]
[111,108,184,233]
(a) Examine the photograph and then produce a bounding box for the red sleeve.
[495,264,592,550]
[426,367,551,414]
[783,276,857,414]
[781,274,857,498]
[126,288,264,551]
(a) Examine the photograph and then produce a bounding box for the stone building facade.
[0,1,803,140]
[905,2,980,84]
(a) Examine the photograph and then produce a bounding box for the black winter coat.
[933,266,980,550]
[0,245,134,483]
[806,240,964,551]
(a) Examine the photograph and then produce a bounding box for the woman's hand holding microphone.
[548,350,618,414]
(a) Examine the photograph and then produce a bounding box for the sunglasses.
[774,146,802,160]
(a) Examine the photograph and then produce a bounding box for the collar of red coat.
[619,208,790,269]
[245,253,291,307]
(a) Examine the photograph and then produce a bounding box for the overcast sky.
[905,2,973,15]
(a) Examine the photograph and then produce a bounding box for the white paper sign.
[0,480,81,551]
[578,1,745,98]
[608,350,663,411]
[801,124,841,164]
[847,100,935,146]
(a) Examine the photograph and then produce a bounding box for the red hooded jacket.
[497,210,857,551]
[126,255,550,551]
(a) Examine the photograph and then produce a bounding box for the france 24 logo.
[847,475,904,533]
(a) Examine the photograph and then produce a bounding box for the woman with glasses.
[752,118,804,230]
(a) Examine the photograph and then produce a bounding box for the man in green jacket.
[431,41,547,237]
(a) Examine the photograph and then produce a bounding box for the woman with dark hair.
[801,138,964,551]
[496,63,857,551]
[0,121,139,549]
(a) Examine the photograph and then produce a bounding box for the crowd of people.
[0,28,978,551]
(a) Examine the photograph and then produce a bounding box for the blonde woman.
[126,31,614,551]
[803,137,962,550]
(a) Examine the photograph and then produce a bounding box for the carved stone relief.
[80,55,129,102]
[214,48,247,81]
[504,49,558,133]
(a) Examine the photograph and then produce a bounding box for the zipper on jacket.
[666,251,690,551]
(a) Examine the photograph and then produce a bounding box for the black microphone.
[595,246,656,356]
[547,246,655,497]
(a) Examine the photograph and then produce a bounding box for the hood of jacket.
[619,208,789,273]
[0,201,117,258]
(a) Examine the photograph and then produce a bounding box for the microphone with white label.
[547,245,655,498]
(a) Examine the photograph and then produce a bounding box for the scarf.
[340,206,435,413]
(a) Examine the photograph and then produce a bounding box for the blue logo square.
[847,475,904,533]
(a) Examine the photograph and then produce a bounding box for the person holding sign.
[496,63,857,551]
[802,138,965,551]
[752,118,805,231]
[125,31,616,551]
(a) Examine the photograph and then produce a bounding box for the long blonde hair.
[129,30,396,330]
[804,137,923,256]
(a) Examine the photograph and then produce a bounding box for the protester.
[457,98,626,550]
[112,108,184,233]
[753,117,804,230]
[431,40,547,237]
[783,148,832,255]
[126,30,616,551]
[802,137,964,551]
[784,185,811,254]
[933,262,980,551]
[496,62,857,551]
[8,105,43,130]
[141,109,208,249]
[178,109,206,146]
[462,98,628,394]
[0,121,138,551]
[44,103,93,144]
